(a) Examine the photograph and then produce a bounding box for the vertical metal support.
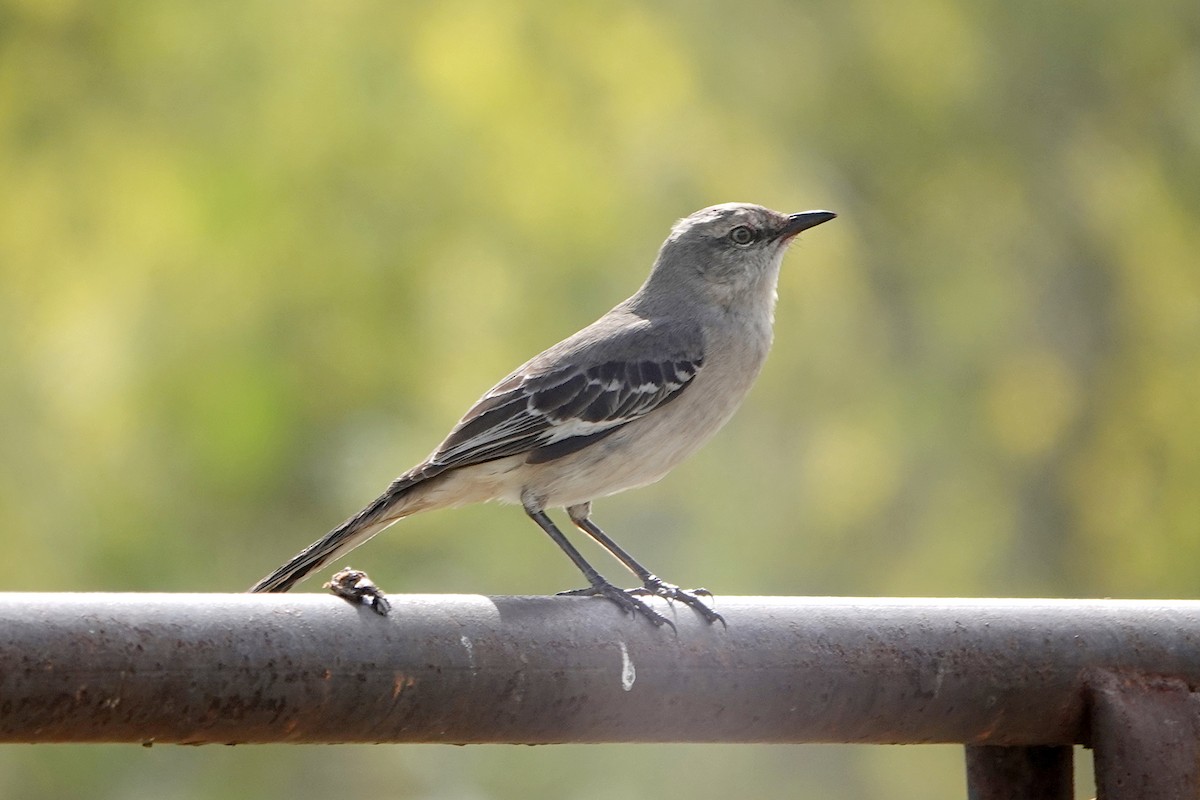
[1088,670,1200,800]
[964,745,1073,800]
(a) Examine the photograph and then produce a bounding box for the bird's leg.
[566,503,724,626]
[523,506,672,629]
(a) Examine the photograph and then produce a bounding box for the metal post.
[964,745,1073,800]
[1088,670,1200,800]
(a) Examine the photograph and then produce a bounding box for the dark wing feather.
[427,351,704,471]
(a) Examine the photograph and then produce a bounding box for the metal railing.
[1,593,1197,798]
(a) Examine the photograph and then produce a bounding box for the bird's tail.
[249,476,422,594]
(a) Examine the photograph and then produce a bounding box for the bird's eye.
[728,226,755,246]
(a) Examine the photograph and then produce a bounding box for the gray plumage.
[251,202,835,625]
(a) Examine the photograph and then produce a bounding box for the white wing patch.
[428,355,704,470]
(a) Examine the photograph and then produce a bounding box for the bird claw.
[324,567,392,616]
[629,578,725,626]
[558,581,674,630]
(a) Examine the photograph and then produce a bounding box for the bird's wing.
[426,322,704,471]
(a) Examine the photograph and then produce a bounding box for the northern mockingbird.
[251,203,836,626]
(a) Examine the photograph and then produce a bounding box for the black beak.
[779,210,837,240]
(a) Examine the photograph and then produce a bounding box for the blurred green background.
[2,0,1198,797]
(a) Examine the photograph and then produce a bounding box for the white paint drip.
[460,635,475,669]
[618,641,636,691]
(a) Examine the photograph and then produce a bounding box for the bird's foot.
[630,577,725,626]
[558,580,674,630]
[324,567,392,616]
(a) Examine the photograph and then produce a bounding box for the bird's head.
[644,203,836,312]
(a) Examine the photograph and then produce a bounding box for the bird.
[250,202,836,626]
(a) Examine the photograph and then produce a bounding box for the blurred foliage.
[1,0,1198,797]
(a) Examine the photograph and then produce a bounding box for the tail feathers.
[250,478,419,594]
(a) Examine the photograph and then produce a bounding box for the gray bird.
[251,203,836,626]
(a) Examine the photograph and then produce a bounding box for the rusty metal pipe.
[1,594,1198,745]
[1088,670,1200,799]
[965,745,1074,800]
